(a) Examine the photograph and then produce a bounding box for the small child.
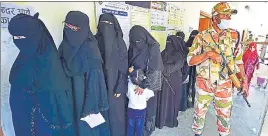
[126,66,154,136]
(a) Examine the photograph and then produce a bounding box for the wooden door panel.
[199,18,211,32]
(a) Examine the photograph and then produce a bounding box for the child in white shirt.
[126,67,154,136]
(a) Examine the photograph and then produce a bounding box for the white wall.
[176,2,267,40]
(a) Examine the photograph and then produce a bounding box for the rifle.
[208,32,251,107]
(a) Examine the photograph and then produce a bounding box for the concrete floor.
[153,64,268,136]
[260,110,268,136]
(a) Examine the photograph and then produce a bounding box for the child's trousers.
[127,108,146,136]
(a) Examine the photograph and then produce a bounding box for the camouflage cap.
[212,2,237,16]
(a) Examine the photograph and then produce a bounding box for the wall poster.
[150,2,168,31]
[130,5,150,32]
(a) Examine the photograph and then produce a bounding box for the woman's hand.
[114,93,121,98]
[135,87,144,95]
[129,66,134,73]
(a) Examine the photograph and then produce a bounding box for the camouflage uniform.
[187,2,243,136]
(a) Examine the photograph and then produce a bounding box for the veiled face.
[98,20,114,34]
[129,31,146,50]
[65,23,81,32]
[63,21,89,46]
[98,13,116,36]
[63,11,90,46]
[8,14,42,55]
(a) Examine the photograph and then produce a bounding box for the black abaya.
[8,13,74,136]
[156,35,186,129]
[185,30,199,108]
[58,11,110,136]
[95,13,128,136]
[129,25,164,136]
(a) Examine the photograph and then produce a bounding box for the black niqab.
[176,31,185,40]
[129,25,164,71]
[162,35,187,64]
[95,13,128,72]
[8,13,69,92]
[59,11,103,76]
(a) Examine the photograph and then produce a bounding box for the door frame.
[198,10,212,32]
[200,10,212,18]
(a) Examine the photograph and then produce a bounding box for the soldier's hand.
[207,51,222,64]
[242,80,249,98]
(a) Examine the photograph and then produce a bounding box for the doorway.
[198,10,212,32]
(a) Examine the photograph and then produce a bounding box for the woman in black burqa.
[156,35,186,129]
[176,31,185,43]
[58,11,110,136]
[128,25,164,136]
[95,13,128,136]
[185,30,199,108]
[8,13,74,136]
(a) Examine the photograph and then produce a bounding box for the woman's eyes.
[65,23,81,32]
[14,36,26,39]
[100,21,113,25]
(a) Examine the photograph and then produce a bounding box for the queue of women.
[6,10,259,136]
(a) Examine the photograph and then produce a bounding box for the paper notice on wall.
[150,2,168,31]
[130,6,150,32]
[1,2,35,28]
[179,8,186,28]
[167,3,180,27]
[95,2,131,47]
[167,29,176,36]
[1,3,36,136]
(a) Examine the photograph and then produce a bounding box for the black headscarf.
[8,13,70,91]
[8,13,73,125]
[129,25,164,71]
[176,31,185,40]
[95,13,128,73]
[186,30,199,47]
[162,35,187,64]
[59,11,103,76]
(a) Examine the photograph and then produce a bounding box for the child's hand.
[128,66,134,73]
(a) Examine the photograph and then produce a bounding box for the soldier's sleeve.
[187,34,203,65]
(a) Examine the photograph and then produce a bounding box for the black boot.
[194,134,201,136]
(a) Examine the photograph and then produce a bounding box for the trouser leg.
[192,77,214,135]
[214,80,233,136]
[127,109,136,136]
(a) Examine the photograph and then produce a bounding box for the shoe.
[194,134,201,136]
